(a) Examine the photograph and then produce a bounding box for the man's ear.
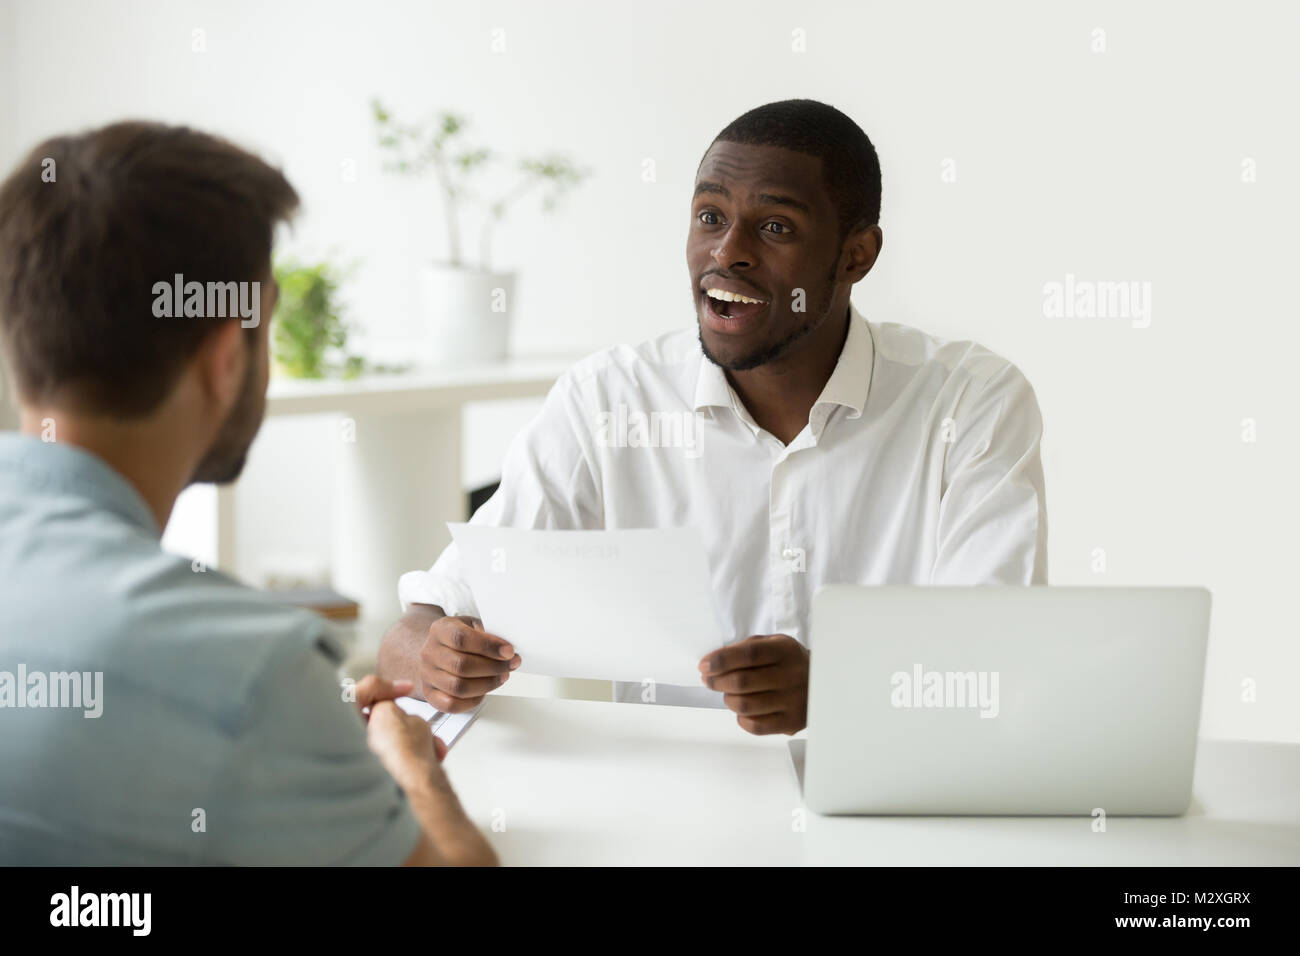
[840,225,883,284]
[192,321,246,413]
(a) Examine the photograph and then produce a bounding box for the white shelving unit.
[216,357,575,632]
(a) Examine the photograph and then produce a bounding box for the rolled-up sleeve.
[931,363,1048,585]
[398,371,604,617]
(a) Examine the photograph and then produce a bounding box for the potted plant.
[372,99,588,365]
[271,258,367,379]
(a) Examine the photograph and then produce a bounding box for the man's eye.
[763,221,789,235]
[698,210,721,225]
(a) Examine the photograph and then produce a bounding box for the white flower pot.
[418,263,515,366]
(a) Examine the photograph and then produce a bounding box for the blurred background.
[0,0,1296,741]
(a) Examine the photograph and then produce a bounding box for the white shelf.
[214,355,577,622]
[266,356,579,417]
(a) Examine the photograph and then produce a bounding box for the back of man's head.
[0,121,299,418]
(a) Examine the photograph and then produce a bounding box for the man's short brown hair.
[0,121,299,417]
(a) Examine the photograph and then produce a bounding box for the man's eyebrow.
[693,180,729,199]
[755,192,811,213]
[692,181,813,214]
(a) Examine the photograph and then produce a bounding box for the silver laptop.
[793,586,1211,816]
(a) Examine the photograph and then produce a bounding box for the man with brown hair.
[0,121,494,865]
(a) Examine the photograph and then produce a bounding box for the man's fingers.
[353,674,380,709]
[703,664,787,694]
[364,699,405,735]
[436,618,514,661]
[398,709,438,740]
[426,668,509,704]
[700,635,788,675]
[425,689,483,714]
[429,642,519,679]
[433,735,449,762]
[418,617,518,713]
[736,712,791,736]
[424,668,511,713]
[703,635,808,737]
[354,674,415,710]
[722,689,786,717]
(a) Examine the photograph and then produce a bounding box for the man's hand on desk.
[420,613,522,713]
[353,674,448,762]
[365,696,450,788]
[361,677,499,867]
[699,634,809,736]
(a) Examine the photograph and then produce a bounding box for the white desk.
[443,695,1300,866]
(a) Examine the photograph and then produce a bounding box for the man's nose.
[711,223,755,271]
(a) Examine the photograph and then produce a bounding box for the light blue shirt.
[0,433,420,864]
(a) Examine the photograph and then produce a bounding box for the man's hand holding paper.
[418,613,521,714]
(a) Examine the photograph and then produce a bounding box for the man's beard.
[190,357,265,486]
[698,261,839,372]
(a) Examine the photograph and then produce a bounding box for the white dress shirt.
[399,306,1048,707]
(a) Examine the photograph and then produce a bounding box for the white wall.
[0,0,17,430]
[3,0,1298,742]
[0,0,14,171]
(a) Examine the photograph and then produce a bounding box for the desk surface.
[444,695,1300,866]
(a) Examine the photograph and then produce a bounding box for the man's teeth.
[706,288,765,305]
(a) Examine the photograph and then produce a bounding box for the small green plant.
[372,99,589,270]
[271,259,366,379]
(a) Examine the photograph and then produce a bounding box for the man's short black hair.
[708,98,882,239]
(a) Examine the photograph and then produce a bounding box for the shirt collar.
[693,303,875,429]
[0,432,161,535]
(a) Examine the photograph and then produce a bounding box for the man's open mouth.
[704,287,769,321]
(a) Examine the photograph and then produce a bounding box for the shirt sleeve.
[209,623,423,866]
[931,362,1049,585]
[398,371,603,617]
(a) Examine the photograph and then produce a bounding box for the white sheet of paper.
[448,524,725,685]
